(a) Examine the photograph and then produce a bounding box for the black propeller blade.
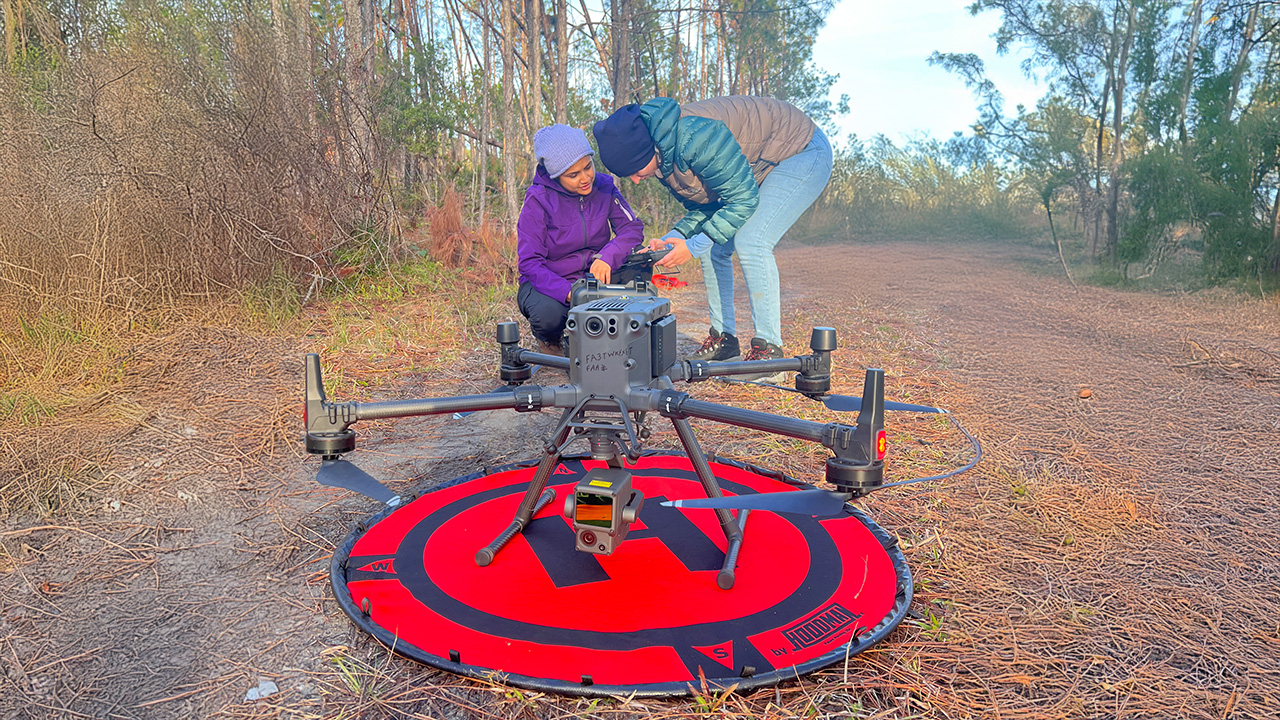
[715,377,946,414]
[818,394,946,414]
[317,459,401,506]
[662,488,849,516]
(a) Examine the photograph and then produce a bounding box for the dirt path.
[2,240,1278,719]
[776,242,1280,718]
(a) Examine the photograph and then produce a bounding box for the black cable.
[878,413,982,490]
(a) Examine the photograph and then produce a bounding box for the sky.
[812,0,1046,146]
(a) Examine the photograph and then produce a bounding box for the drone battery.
[567,468,644,555]
[650,315,676,378]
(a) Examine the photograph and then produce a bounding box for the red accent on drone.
[876,430,887,460]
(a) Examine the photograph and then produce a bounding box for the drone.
[303,247,975,591]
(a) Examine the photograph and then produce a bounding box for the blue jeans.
[700,127,833,347]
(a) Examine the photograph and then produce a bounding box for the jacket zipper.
[580,196,588,267]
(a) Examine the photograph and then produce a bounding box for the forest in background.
[0,0,1277,321]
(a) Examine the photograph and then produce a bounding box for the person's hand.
[652,236,691,268]
[590,258,612,284]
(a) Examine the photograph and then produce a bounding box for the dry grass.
[3,241,1279,719]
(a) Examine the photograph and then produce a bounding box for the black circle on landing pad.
[330,453,912,697]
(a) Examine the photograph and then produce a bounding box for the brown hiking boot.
[688,328,741,362]
[738,338,788,383]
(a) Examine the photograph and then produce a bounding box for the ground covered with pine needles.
[2,240,1278,719]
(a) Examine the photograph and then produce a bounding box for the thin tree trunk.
[1177,0,1203,146]
[1045,194,1079,291]
[526,0,543,174]
[343,0,372,166]
[554,0,567,122]
[503,0,518,224]
[1227,3,1259,118]
[480,1,491,223]
[609,0,632,107]
[670,5,681,99]
[1105,1,1137,258]
[4,0,17,68]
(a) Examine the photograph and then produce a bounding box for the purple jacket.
[517,167,644,302]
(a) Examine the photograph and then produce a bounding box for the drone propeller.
[817,393,946,414]
[662,488,849,516]
[317,459,401,506]
[716,377,946,414]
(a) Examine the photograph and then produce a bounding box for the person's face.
[557,156,596,196]
[628,154,659,184]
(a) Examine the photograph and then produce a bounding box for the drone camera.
[564,468,645,555]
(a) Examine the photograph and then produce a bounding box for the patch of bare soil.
[2,240,1277,719]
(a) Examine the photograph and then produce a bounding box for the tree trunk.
[3,0,16,68]
[609,0,632,108]
[554,0,567,122]
[503,0,519,224]
[1177,0,1203,147]
[343,0,372,166]
[1227,3,1259,118]
[1105,2,1137,258]
[526,0,543,174]
[1270,184,1280,271]
[480,0,491,223]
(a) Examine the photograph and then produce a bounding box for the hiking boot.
[688,328,741,362]
[738,338,788,383]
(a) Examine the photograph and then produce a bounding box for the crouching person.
[517,124,644,355]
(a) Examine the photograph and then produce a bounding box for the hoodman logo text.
[781,603,862,651]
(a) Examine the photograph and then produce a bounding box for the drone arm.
[652,387,884,496]
[305,353,552,453]
[655,390,828,444]
[670,328,838,393]
[516,348,570,370]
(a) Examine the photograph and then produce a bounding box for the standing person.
[593,96,832,379]
[517,124,644,355]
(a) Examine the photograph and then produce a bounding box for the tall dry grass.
[420,187,517,284]
[0,17,387,322]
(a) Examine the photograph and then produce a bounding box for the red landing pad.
[331,453,911,697]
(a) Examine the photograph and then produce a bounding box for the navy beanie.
[592,104,656,177]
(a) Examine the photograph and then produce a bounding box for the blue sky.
[812,0,1044,145]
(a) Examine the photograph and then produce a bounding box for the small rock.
[1077,387,1092,399]
[244,679,278,702]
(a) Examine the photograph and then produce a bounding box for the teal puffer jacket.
[639,98,760,245]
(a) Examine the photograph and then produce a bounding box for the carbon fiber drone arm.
[646,366,886,497]
[304,353,553,455]
[668,327,836,396]
[649,390,869,462]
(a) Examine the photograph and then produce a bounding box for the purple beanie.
[592,105,656,177]
[533,124,595,178]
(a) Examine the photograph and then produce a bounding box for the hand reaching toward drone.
[647,237,691,268]
[590,258,612,284]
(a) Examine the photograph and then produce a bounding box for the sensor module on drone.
[303,246,981,696]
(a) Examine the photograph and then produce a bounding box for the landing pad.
[331,453,912,696]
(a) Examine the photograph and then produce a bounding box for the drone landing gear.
[475,420,574,566]
[671,414,748,589]
[474,406,752,589]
